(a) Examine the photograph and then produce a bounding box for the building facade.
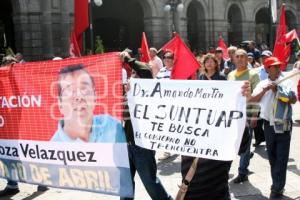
[0,0,299,61]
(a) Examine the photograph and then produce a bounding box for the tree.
[95,36,105,54]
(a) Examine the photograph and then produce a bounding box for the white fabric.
[127,79,247,161]
[252,79,276,124]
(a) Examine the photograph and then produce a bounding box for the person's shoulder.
[50,132,60,141]
[249,68,260,78]
[227,70,237,79]
[94,114,121,125]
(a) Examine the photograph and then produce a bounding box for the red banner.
[0,53,123,141]
[161,33,200,79]
[0,53,133,197]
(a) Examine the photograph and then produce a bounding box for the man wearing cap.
[228,49,260,184]
[149,47,163,78]
[257,50,273,80]
[251,56,297,198]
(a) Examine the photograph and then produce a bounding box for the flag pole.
[269,0,273,50]
[276,71,300,84]
[89,0,94,54]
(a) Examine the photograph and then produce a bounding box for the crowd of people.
[0,39,300,200]
[120,40,300,199]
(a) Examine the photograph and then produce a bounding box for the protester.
[180,53,251,199]
[248,52,260,68]
[224,46,237,76]
[1,55,17,66]
[15,53,25,63]
[156,50,174,160]
[215,47,225,72]
[250,56,297,198]
[0,62,48,197]
[120,51,173,200]
[198,53,226,80]
[149,47,163,78]
[228,49,260,184]
[251,50,273,147]
[247,41,261,62]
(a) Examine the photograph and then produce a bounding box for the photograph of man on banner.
[52,64,126,143]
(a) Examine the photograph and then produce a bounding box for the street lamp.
[164,0,184,34]
[89,0,103,54]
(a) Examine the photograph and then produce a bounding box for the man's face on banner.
[59,70,96,125]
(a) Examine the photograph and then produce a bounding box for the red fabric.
[69,31,81,57]
[0,53,123,140]
[69,0,89,56]
[273,4,289,70]
[161,33,200,79]
[140,32,151,63]
[284,29,299,43]
[218,36,229,60]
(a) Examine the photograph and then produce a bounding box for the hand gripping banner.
[0,53,133,198]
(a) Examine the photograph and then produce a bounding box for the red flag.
[218,35,229,60]
[140,32,151,63]
[284,29,299,43]
[69,0,89,57]
[273,4,289,69]
[161,33,200,79]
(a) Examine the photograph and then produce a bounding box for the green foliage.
[95,36,105,54]
[5,47,15,56]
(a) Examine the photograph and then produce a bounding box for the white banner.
[128,79,247,161]
[0,140,129,167]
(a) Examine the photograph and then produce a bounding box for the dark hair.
[57,64,95,99]
[202,53,219,73]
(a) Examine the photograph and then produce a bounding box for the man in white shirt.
[251,56,297,199]
[149,47,163,78]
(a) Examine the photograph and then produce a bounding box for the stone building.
[0,0,299,61]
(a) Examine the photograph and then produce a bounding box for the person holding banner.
[228,49,260,184]
[0,64,49,197]
[198,53,226,80]
[180,53,233,199]
[178,53,250,200]
[51,64,126,143]
[156,50,177,160]
[251,56,297,198]
[120,51,173,200]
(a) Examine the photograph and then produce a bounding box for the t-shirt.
[227,68,260,93]
[228,68,260,118]
[252,79,276,124]
[156,67,171,79]
[51,115,126,143]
